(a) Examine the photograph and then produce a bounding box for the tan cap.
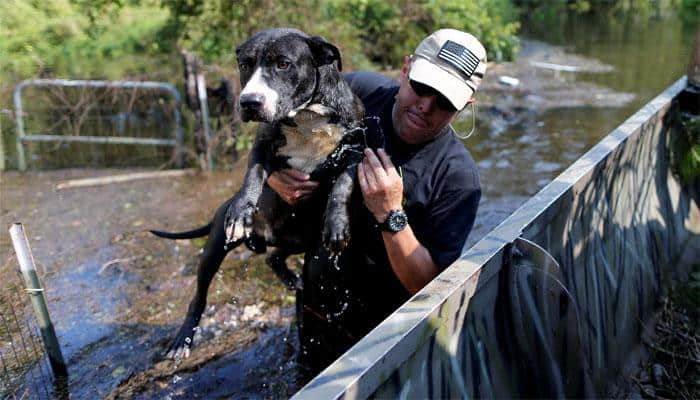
[409,29,487,110]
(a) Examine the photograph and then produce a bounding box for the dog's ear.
[306,36,342,71]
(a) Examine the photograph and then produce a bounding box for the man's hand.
[357,148,403,222]
[267,169,319,205]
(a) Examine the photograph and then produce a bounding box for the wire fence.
[0,251,58,399]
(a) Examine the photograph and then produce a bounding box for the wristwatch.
[379,209,408,233]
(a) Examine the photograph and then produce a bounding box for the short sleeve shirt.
[332,72,481,331]
[304,72,481,339]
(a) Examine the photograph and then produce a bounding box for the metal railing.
[292,77,700,399]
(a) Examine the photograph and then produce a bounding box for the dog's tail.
[149,223,212,240]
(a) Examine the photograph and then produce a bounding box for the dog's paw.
[164,326,198,361]
[224,201,255,244]
[323,219,350,255]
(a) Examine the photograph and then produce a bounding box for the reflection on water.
[457,7,695,246]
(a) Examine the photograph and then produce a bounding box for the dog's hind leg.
[165,204,235,359]
[266,250,302,291]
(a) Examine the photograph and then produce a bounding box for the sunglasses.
[408,80,458,112]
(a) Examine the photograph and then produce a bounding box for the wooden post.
[197,74,214,170]
[0,110,5,171]
[9,223,68,378]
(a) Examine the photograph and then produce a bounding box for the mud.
[1,164,303,398]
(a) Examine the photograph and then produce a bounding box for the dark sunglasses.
[409,80,458,112]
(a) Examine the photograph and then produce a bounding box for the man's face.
[392,56,460,144]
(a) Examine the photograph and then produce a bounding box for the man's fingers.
[296,180,320,190]
[362,158,378,189]
[357,162,368,193]
[279,169,319,190]
[281,168,310,180]
[376,149,399,178]
[363,149,388,180]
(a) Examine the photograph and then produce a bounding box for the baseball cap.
[409,29,487,111]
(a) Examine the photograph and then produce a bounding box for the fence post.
[9,223,68,378]
[196,74,214,170]
[0,109,5,171]
[13,82,27,170]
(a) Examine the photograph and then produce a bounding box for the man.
[268,29,487,375]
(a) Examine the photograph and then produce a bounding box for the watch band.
[380,209,408,232]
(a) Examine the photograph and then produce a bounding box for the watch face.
[387,211,408,232]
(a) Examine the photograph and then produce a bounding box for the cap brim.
[409,57,473,110]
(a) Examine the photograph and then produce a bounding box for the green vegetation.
[516,0,695,39]
[672,114,700,185]
[1,0,521,88]
[0,0,522,168]
[0,0,173,85]
[0,0,693,168]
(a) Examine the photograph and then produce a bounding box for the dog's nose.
[239,94,264,110]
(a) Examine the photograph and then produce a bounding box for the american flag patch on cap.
[437,40,480,80]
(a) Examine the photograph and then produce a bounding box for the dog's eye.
[276,60,290,70]
[239,63,249,72]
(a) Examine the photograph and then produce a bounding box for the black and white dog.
[150,28,375,359]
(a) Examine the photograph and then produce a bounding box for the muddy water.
[459,7,695,245]
[1,168,300,398]
[1,8,696,400]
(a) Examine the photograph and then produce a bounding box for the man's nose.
[416,94,437,113]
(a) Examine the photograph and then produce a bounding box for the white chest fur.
[279,105,344,173]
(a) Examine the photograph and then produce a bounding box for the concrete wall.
[292,77,700,399]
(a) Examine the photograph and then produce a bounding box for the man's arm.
[357,148,440,294]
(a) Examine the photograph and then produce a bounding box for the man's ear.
[306,36,342,71]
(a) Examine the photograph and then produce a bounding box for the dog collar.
[284,67,322,124]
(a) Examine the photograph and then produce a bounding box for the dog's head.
[236,28,342,123]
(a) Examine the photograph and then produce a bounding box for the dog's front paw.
[323,218,350,255]
[164,325,198,360]
[224,201,255,244]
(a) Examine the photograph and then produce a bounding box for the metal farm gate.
[13,79,184,170]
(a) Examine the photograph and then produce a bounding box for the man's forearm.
[382,225,440,295]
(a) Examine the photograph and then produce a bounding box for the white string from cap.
[455,101,476,140]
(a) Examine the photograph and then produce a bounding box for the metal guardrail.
[13,79,184,170]
[293,77,700,398]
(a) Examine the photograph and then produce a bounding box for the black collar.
[281,67,322,127]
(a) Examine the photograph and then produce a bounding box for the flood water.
[1,6,697,400]
[459,6,696,245]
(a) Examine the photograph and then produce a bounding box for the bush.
[324,0,520,66]
[0,0,172,83]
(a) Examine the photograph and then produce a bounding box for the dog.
[150,28,378,359]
